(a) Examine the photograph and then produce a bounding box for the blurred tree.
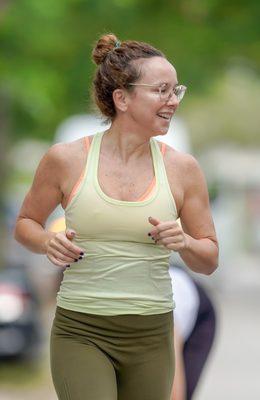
[184,65,260,149]
[0,0,259,143]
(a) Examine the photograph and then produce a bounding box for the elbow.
[189,261,218,276]
[204,253,219,275]
[204,243,219,275]
[188,254,219,276]
[205,262,218,275]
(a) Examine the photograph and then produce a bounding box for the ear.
[112,88,129,113]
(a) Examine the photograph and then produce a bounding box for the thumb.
[148,216,161,226]
[65,228,76,240]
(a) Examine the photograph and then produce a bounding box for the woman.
[14,33,218,400]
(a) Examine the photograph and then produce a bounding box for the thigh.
[118,334,175,400]
[50,330,117,400]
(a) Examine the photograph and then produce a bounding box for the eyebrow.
[158,81,179,87]
[161,82,179,87]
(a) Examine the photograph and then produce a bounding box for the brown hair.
[91,33,165,122]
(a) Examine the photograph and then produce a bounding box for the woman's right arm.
[14,144,84,267]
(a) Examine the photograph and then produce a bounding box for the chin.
[146,121,170,137]
[155,127,170,136]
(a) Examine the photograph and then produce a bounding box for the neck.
[104,118,152,163]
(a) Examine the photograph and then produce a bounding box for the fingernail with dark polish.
[74,259,78,262]
[65,264,70,268]
[148,233,151,236]
[151,237,155,240]
[79,256,83,260]
[80,252,84,256]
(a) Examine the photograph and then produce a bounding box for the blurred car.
[0,266,42,360]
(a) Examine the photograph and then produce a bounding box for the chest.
[98,152,155,202]
[62,139,184,215]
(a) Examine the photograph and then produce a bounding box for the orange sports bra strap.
[84,136,90,152]
[136,142,166,202]
[65,136,91,208]
[161,142,166,156]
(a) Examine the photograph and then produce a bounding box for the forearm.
[14,217,55,254]
[179,234,218,275]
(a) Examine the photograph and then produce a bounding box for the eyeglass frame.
[127,82,187,102]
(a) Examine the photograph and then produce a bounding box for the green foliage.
[0,0,259,143]
[183,65,260,151]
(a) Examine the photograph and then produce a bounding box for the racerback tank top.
[57,131,178,315]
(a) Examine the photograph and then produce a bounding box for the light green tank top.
[57,131,178,315]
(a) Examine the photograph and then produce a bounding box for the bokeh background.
[0,1,260,399]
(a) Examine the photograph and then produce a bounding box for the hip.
[51,305,174,348]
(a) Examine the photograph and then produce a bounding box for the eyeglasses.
[128,82,187,102]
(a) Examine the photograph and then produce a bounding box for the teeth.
[158,114,171,120]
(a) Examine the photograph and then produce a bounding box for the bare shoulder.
[163,142,198,167]
[155,140,207,215]
[46,137,86,162]
[44,135,94,172]
[160,142,204,183]
[156,139,199,167]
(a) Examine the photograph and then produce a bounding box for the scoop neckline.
[94,131,160,206]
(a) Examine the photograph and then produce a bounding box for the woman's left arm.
[149,155,218,275]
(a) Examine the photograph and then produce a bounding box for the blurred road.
[194,253,260,400]
[194,291,260,400]
[1,255,260,400]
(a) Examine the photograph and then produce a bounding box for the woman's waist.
[57,285,174,316]
[52,305,173,339]
[57,256,174,316]
[60,256,172,298]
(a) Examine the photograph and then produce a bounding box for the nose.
[166,91,179,107]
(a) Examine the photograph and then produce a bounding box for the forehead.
[137,57,177,83]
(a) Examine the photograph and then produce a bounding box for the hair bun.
[92,33,120,65]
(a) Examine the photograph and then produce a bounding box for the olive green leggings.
[50,306,174,400]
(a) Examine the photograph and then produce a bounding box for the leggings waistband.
[53,306,173,339]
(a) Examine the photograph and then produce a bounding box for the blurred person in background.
[170,265,216,400]
[14,33,218,400]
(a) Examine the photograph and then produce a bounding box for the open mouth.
[157,113,172,121]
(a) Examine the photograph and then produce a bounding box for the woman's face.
[126,56,180,136]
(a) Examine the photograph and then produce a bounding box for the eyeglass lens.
[159,85,186,102]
